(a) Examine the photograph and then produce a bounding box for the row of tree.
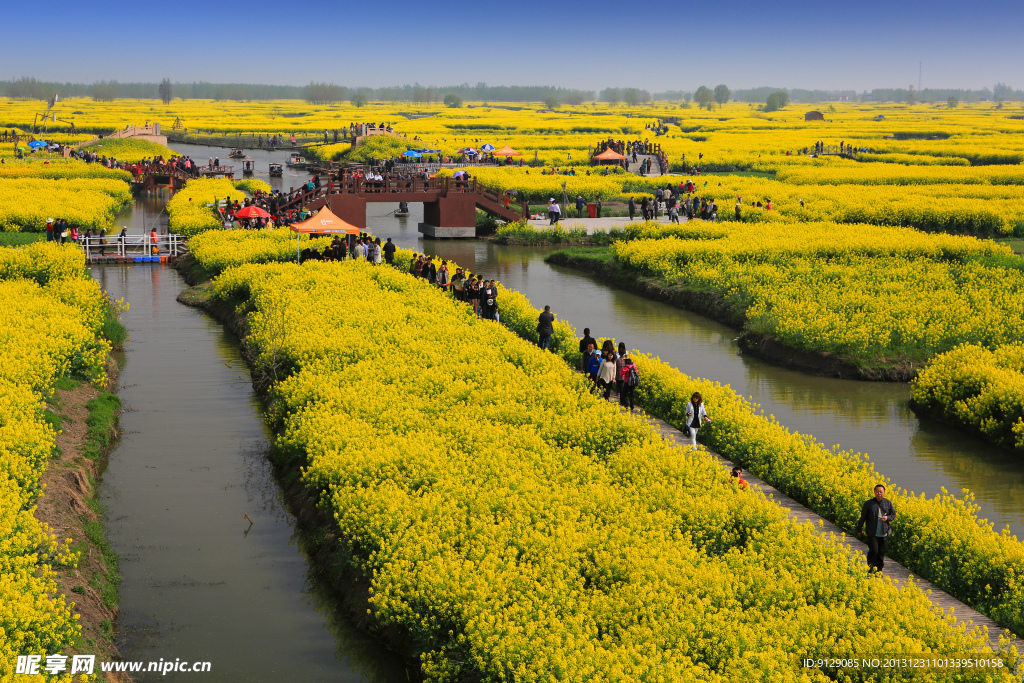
[3,76,1021,106]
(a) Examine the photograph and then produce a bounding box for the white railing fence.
[81,234,185,259]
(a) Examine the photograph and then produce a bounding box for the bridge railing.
[82,234,185,259]
[127,163,194,180]
[199,165,235,176]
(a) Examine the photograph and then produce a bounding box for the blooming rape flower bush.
[166,178,247,238]
[78,136,180,163]
[0,157,132,183]
[0,177,132,233]
[232,178,272,196]
[209,259,1017,680]
[190,226,332,273]
[0,242,112,679]
[612,223,1024,364]
[913,343,1024,450]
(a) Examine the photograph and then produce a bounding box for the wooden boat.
[268,162,283,177]
[395,201,410,217]
[242,159,254,175]
[287,153,307,168]
[228,148,245,158]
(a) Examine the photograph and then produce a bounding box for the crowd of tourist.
[624,182,719,222]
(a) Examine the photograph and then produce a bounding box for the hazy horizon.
[3,0,1021,93]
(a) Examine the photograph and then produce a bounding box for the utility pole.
[918,62,922,93]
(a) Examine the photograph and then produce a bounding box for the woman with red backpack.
[618,354,639,412]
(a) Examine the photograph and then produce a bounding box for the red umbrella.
[234,206,272,219]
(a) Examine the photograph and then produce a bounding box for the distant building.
[805,110,825,121]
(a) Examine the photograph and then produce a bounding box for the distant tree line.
[2,76,1021,105]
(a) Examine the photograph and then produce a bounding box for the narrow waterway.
[94,254,407,680]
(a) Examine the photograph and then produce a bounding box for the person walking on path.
[598,352,617,400]
[537,305,555,350]
[481,280,498,320]
[579,328,597,371]
[618,354,638,412]
[856,484,896,573]
[684,392,711,447]
[585,344,601,390]
[575,195,585,218]
[628,197,636,220]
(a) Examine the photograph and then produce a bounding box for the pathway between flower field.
[635,409,1024,654]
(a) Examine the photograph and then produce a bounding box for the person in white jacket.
[598,352,618,401]
[684,392,712,447]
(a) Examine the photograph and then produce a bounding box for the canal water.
[94,145,1022,676]
[94,189,407,681]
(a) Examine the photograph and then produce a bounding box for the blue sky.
[4,0,1021,91]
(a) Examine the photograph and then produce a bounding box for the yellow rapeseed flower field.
[207,258,1018,680]
[0,242,113,680]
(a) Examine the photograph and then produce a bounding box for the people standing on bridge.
[684,392,711,447]
[383,238,396,264]
[98,227,107,256]
[856,484,896,574]
[150,228,159,255]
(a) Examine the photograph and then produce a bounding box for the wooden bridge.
[127,163,195,190]
[811,144,859,158]
[277,176,528,237]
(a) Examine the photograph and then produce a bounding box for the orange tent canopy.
[593,148,626,161]
[289,206,361,234]
[492,145,521,157]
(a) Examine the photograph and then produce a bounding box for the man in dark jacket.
[579,328,597,371]
[383,238,396,264]
[537,305,555,350]
[856,484,896,573]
